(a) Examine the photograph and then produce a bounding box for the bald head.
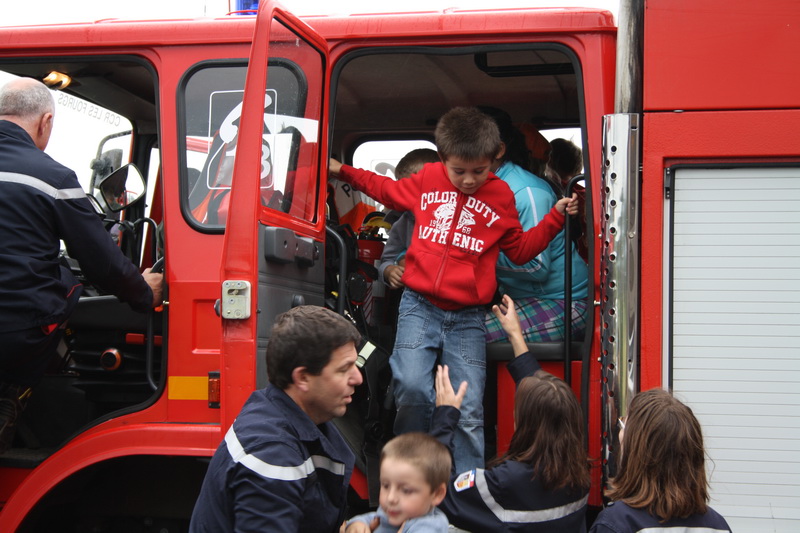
[0,77,55,150]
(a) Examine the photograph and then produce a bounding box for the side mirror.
[98,164,146,212]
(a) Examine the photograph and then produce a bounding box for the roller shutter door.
[669,166,800,532]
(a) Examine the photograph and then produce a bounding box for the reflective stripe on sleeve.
[474,468,588,523]
[0,171,86,200]
[639,529,730,533]
[224,425,346,481]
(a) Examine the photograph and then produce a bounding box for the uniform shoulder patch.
[453,469,476,492]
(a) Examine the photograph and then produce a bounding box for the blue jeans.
[391,289,486,472]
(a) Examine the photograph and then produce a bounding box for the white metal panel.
[669,167,800,533]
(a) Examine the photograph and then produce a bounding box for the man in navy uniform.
[0,77,163,452]
[190,305,363,533]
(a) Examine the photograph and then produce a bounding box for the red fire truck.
[0,1,797,531]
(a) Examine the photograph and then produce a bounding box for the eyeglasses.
[618,417,626,430]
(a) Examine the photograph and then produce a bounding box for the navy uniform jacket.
[189,385,355,533]
[589,501,732,533]
[434,353,589,533]
[0,120,152,332]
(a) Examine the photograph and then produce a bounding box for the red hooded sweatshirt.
[337,162,564,310]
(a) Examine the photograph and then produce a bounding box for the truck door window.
[0,70,134,193]
[181,49,320,230]
[181,63,247,228]
[257,18,323,225]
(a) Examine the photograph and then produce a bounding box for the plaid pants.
[485,297,588,343]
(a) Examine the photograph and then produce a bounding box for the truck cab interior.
[328,44,590,362]
[321,41,591,482]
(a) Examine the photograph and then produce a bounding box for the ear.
[34,112,54,150]
[290,366,311,392]
[495,142,506,161]
[430,483,447,506]
[38,112,53,135]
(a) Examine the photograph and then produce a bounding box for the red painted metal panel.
[644,0,800,112]
[0,424,220,531]
[639,108,800,390]
[495,362,516,456]
[306,8,614,40]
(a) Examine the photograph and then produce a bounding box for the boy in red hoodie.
[329,107,576,473]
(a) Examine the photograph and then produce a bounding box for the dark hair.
[381,432,451,489]
[266,306,361,389]
[434,106,502,162]
[494,370,591,491]
[546,138,583,185]
[395,148,439,179]
[606,389,709,521]
[477,106,531,170]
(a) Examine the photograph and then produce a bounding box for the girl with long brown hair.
[590,389,732,532]
[433,295,591,532]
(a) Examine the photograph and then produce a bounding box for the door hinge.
[220,280,251,319]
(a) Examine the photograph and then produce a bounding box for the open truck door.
[219,1,329,429]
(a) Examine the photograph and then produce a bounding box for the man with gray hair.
[0,77,163,452]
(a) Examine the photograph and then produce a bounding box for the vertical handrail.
[135,217,161,391]
[325,225,348,316]
[563,174,584,385]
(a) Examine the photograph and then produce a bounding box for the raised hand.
[435,364,467,409]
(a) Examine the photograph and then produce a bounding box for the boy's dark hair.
[494,370,591,492]
[266,305,361,389]
[381,432,451,490]
[606,388,709,521]
[395,148,439,179]
[434,106,502,162]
